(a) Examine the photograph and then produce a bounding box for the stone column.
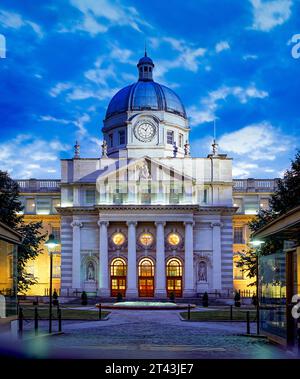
[211,222,222,290]
[73,186,80,206]
[98,220,110,296]
[155,221,166,297]
[183,221,195,297]
[126,221,138,297]
[71,220,82,290]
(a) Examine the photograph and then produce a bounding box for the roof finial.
[74,140,80,159]
[144,39,147,56]
[212,119,219,156]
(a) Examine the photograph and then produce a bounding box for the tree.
[0,171,47,293]
[237,151,300,284]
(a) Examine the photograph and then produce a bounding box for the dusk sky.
[0,0,299,179]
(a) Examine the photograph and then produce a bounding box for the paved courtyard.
[0,309,296,359]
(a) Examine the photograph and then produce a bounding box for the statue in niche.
[138,162,151,180]
[87,262,95,281]
[198,261,207,282]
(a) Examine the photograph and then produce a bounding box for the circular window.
[112,232,125,246]
[167,232,181,246]
[139,232,154,247]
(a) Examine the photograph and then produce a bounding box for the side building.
[13,177,278,296]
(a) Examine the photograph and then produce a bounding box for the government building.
[1,54,279,299]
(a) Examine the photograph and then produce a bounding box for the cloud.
[0,135,70,178]
[66,0,150,35]
[188,84,268,125]
[249,0,292,32]
[215,41,230,53]
[232,162,259,178]
[0,9,43,37]
[218,121,292,161]
[40,113,91,138]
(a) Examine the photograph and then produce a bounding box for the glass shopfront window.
[259,252,287,339]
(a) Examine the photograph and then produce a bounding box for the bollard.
[58,309,62,332]
[246,311,250,335]
[230,305,233,321]
[18,307,23,338]
[34,307,39,336]
[99,303,102,320]
[188,304,191,320]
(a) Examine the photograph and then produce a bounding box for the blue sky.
[0,0,299,179]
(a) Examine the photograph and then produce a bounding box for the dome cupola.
[137,51,154,81]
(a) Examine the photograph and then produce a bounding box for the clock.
[134,120,156,142]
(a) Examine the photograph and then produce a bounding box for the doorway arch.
[110,258,127,297]
[138,258,155,297]
[166,258,183,297]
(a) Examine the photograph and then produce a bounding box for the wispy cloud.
[63,0,151,35]
[0,135,70,178]
[188,84,268,126]
[249,0,293,32]
[0,9,43,37]
[218,121,293,161]
[215,41,230,53]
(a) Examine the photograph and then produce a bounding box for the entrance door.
[166,258,182,297]
[138,258,154,297]
[110,258,127,297]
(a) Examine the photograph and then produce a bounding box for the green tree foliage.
[237,151,300,285]
[0,171,46,293]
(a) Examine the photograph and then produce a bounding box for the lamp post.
[250,239,265,335]
[45,234,59,334]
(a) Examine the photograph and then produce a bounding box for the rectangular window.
[25,198,36,214]
[203,189,208,203]
[234,227,244,244]
[244,196,259,215]
[119,130,126,145]
[167,130,174,145]
[36,197,51,215]
[85,190,96,204]
[179,133,183,148]
[109,134,113,148]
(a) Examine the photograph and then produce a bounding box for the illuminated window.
[167,232,181,246]
[260,198,269,210]
[112,232,125,246]
[233,259,244,280]
[26,198,36,214]
[234,227,244,244]
[139,258,154,276]
[139,232,154,247]
[52,198,61,213]
[111,258,127,276]
[167,259,182,276]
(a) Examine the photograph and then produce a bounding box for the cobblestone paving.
[17,310,295,359]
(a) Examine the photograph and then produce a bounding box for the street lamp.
[250,239,265,335]
[45,233,60,333]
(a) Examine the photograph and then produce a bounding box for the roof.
[0,221,22,245]
[253,205,300,240]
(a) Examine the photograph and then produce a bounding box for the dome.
[105,53,187,120]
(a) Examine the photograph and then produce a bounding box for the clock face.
[134,121,156,142]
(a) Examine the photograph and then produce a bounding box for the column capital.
[97,220,109,227]
[71,221,83,228]
[183,221,195,227]
[155,221,166,227]
[210,222,223,228]
[126,221,138,227]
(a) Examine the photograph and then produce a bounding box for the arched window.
[138,258,154,277]
[111,258,127,276]
[166,258,182,276]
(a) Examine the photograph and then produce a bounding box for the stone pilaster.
[155,221,166,297]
